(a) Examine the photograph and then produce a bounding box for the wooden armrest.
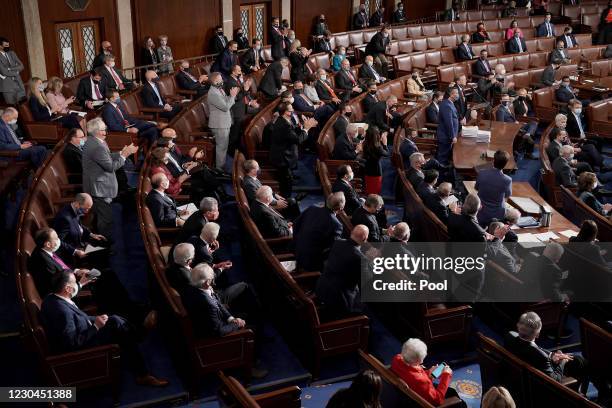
[317,314,369,330]
[139,107,165,113]
[157,227,180,234]
[59,184,82,192]
[552,101,567,108]
[129,113,155,120]
[265,235,293,245]
[177,89,197,96]
[275,253,295,261]
[560,376,578,387]
[0,150,21,158]
[189,131,214,139]
[417,129,437,136]
[295,111,314,117]
[46,344,120,364]
[253,385,302,404]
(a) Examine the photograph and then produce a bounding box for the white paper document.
[178,203,198,217]
[534,232,559,242]
[84,244,105,254]
[559,229,578,238]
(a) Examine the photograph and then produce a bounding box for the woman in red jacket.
[150,147,190,197]
[390,338,466,407]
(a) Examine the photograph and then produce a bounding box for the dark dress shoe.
[136,375,169,387]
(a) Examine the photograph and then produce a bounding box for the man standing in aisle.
[207,72,239,172]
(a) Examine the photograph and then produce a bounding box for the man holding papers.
[146,173,190,228]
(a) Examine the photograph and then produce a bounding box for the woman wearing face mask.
[28,77,81,130]
[505,20,522,40]
[331,47,347,72]
[150,147,190,197]
[577,172,612,217]
[140,36,159,78]
[156,35,173,74]
[362,126,389,195]
[406,69,429,99]
[46,77,87,132]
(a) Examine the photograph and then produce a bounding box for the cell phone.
[431,362,447,379]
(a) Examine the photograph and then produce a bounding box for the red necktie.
[109,67,124,90]
[347,71,356,85]
[52,253,70,270]
[94,83,102,99]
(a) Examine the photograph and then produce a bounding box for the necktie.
[322,81,338,99]
[566,36,572,48]
[52,253,70,270]
[575,114,585,137]
[221,36,226,47]
[547,23,551,37]
[185,71,197,82]
[300,94,313,106]
[466,44,472,58]
[517,38,523,53]
[151,84,163,106]
[94,83,102,99]
[370,65,380,81]
[114,104,129,127]
[108,67,124,90]
[347,70,356,85]
[2,52,11,65]
[254,49,259,66]
[6,123,20,145]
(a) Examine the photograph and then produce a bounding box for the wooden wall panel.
[132,0,222,64]
[383,0,447,21]
[0,0,31,81]
[291,0,353,47]
[38,0,120,78]
[232,0,281,44]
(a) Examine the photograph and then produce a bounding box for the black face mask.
[369,90,377,95]
[3,46,10,52]
[344,111,353,118]
[93,79,100,85]
[295,89,303,94]
[218,32,224,36]
[237,32,243,37]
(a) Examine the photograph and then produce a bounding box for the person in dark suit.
[289,46,310,83]
[496,93,536,157]
[209,26,229,56]
[269,102,316,197]
[270,17,287,61]
[536,13,555,37]
[211,41,239,80]
[141,70,182,120]
[92,40,113,70]
[399,129,445,173]
[175,61,209,96]
[406,152,426,187]
[475,151,513,226]
[456,35,476,61]
[62,128,84,181]
[315,225,369,318]
[28,78,81,130]
[165,243,194,291]
[259,58,288,99]
[473,50,493,78]
[558,26,578,48]
[98,55,133,92]
[0,107,47,168]
[240,38,265,74]
[139,36,159,78]
[76,70,107,109]
[556,76,588,106]
[176,197,219,244]
[393,2,407,23]
[472,22,491,43]
[333,103,353,136]
[550,41,571,65]
[185,223,233,277]
[292,80,334,124]
[250,185,292,238]
[146,173,185,228]
[293,193,344,271]
[313,14,330,38]
[226,64,259,154]
[359,57,386,86]
[424,182,458,224]
[353,4,369,29]
[314,68,341,104]
[540,62,560,87]
[335,59,364,101]
[369,6,386,26]
[416,169,439,201]
[448,194,487,242]
[475,72,498,103]
[506,31,527,54]
[566,99,603,155]
[332,165,363,216]
[362,81,379,114]
[436,89,459,165]
[426,92,444,124]
[553,145,578,187]
[366,95,398,133]
[234,28,249,50]
[352,194,387,242]
[446,75,469,123]
[333,123,363,161]
[365,25,391,77]
[505,311,590,393]
[314,31,333,53]
[102,90,159,144]
[41,270,169,387]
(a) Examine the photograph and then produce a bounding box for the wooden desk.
[464,181,579,241]
[453,121,521,177]
[571,76,612,99]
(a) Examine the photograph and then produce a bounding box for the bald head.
[256,185,274,204]
[391,222,410,241]
[145,70,158,82]
[161,127,177,138]
[151,172,169,190]
[351,225,369,244]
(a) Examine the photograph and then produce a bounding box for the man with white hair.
[293,192,344,271]
[176,60,209,96]
[391,338,462,406]
[505,311,591,393]
[166,243,195,290]
[456,34,475,61]
[359,55,386,85]
[390,222,410,243]
[552,145,577,187]
[146,172,186,228]
[503,207,521,243]
[177,196,220,244]
[314,68,341,104]
[335,59,364,101]
[535,242,571,303]
[83,117,138,240]
[423,181,460,225]
[448,193,488,242]
[250,185,292,238]
[486,221,518,274]
[332,122,364,161]
[407,152,427,188]
[258,57,289,99]
[315,225,369,318]
[0,107,47,167]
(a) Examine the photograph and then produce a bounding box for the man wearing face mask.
[473,50,493,78]
[313,14,329,38]
[334,103,355,136]
[551,114,601,172]
[558,26,578,48]
[540,61,561,87]
[353,3,369,29]
[270,17,287,61]
[406,69,430,99]
[370,6,386,26]
[0,37,26,104]
[332,165,364,215]
[363,81,379,114]
[176,60,209,96]
[507,30,527,54]
[550,41,571,65]
[314,68,341,104]
[211,41,239,80]
[292,80,334,123]
[427,91,444,124]
[333,122,364,161]
[393,2,407,23]
[536,13,555,38]
[208,72,239,171]
[100,56,133,91]
[240,38,265,74]
[555,76,589,107]
[553,145,579,187]
[146,172,186,228]
[210,25,229,56]
[259,57,289,99]
[102,90,159,145]
[359,55,386,86]
[436,89,460,165]
[63,128,86,181]
[234,28,249,50]
[366,95,401,136]
[0,107,47,168]
[92,40,113,69]
[41,270,170,387]
[566,99,605,159]
[496,94,536,159]
[76,70,107,109]
[315,30,333,53]
[512,88,538,159]
[335,59,364,101]
[226,64,259,154]
[474,72,498,103]
[141,70,182,120]
[365,25,391,77]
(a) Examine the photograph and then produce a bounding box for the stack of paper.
[533,232,559,242]
[462,126,479,138]
[281,260,296,272]
[477,129,491,143]
[178,203,198,218]
[517,233,546,248]
[559,230,578,238]
[442,194,458,206]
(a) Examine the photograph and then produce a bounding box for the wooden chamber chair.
[17,102,65,146]
[586,99,612,139]
[217,371,301,408]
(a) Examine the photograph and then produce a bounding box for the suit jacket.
[240,48,265,73]
[335,69,361,97]
[28,96,54,122]
[210,34,229,56]
[180,285,237,337]
[211,49,237,77]
[293,206,342,271]
[366,101,390,132]
[365,32,389,56]
[99,65,132,91]
[536,21,556,37]
[352,206,382,242]
[250,200,291,238]
[513,97,535,117]
[541,65,556,86]
[207,86,235,128]
[475,78,495,102]
[259,61,283,98]
[406,77,427,96]
[550,48,569,64]
[353,11,369,29]
[456,43,475,61]
[314,39,333,53]
[552,156,577,187]
[332,178,361,215]
[399,138,419,168]
[146,190,178,227]
[141,81,167,108]
[437,99,459,143]
[0,119,21,150]
[566,111,586,139]
[53,204,92,256]
[269,116,307,168]
[426,102,440,124]
[407,167,424,188]
[292,91,316,113]
[473,58,493,77]
[471,31,490,43]
[557,33,578,48]
[393,9,407,23]
[315,238,366,317]
[475,167,512,225]
[176,70,208,93]
[28,247,70,297]
[186,235,215,267]
[176,211,208,244]
[448,213,486,242]
[313,22,329,37]
[423,191,451,224]
[41,294,98,353]
[165,262,191,291]
[359,64,383,85]
[0,50,25,93]
[363,93,379,113]
[62,143,83,180]
[269,26,286,60]
[82,136,124,199]
[225,75,247,120]
[369,10,385,26]
[504,332,563,381]
[76,76,107,108]
[140,47,159,66]
[314,79,336,101]
[92,52,108,70]
[332,133,357,161]
[102,102,136,132]
[555,85,577,104]
[289,51,309,82]
[546,140,563,162]
[506,37,527,54]
[496,105,517,123]
[333,115,350,137]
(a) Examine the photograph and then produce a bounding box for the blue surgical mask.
[79,139,85,147]
[113,97,121,104]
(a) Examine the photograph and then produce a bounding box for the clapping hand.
[303,117,318,130]
[229,87,240,97]
[94,314,108,329]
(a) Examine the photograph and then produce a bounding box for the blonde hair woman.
[481,386,516,408]
[28,77,81,129]
[45,77,86,131]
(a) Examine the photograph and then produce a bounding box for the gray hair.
[409,152,424,167]
[400,338,428,364]
[209,72,222,82]
[173,243,195,266]
[543,242,564,263]
[365,194,384,209]
[243,159,258,173]
[256,185,274,201]
[560,144,574,157]
[346,123,359,137]
[326,192,346,211]
[387,95,398,104]
[199,197,218,212]
[1,107,17,117]
[505,207,521,224]
[74,192,92,205]
[392,222,410,241]
[462,193,481,216]
[201,222,220,241]
[488,221,505,235]
[86,117,106,137]
[517,311,542,340]
[437,182,452,197]
[190,263,214,287]
[555,113,567,127]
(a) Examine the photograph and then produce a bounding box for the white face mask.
[109,61,115,67]
[366,60,373,66]
[37,85,45,92]
[8,119,17,125]
[320,75,327,81]
[289,97,294,104]
[52,238,61,253]
[69,281,79,299]
[574,108,582,115]
[348,172,354,181]
[255,45,261,50]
